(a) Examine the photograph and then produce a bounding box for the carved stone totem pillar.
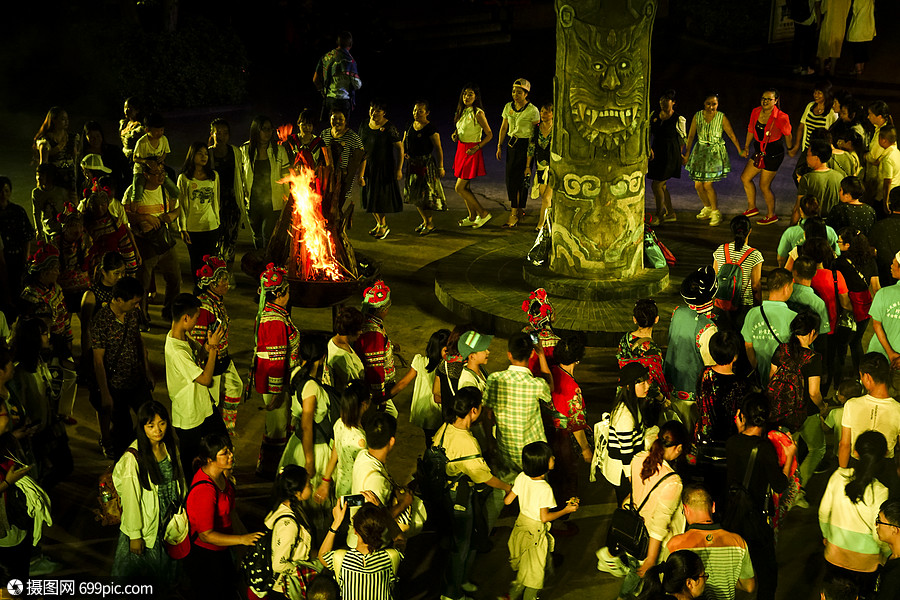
[549,0,658,280]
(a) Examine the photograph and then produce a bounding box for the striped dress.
[322,548,402,600]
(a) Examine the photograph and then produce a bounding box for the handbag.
[606,472,676,560]
[526,209,552,267]
[140,189,176,254]
[832,269,855,332]
[163,505,190,559]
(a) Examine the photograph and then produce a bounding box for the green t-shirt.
[867,283,900,356]
[788,284,830,334]
[798,168,845,218]
[741,301,797,386]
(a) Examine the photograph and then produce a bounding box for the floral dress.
[403,122,447,211]
[686,111,730,182]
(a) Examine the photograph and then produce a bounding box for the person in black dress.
[648,90,686,226]
[359,100,404,240]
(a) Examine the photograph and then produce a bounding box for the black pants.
[505,137,530,209]
[831,318,869,387]
[185,544,237,598]
[175,407,228,478]
[186,228,221,282]
[745,522,778,600]
[0,522,33,582]
[110,383,154,457]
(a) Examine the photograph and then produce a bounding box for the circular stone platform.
[522,261,669,301]
[433,214,785,347]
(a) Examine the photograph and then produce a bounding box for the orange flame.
[276,124,293,144]
[279,167,345,281]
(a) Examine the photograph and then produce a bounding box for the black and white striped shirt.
[323,548,402,600]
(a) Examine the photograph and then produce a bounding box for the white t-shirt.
[512,471,556,521]
[456,107,485,144]
[326,339,364,392]
[458,366,486,392]
[177,174,220,232]
[165,333,213,429]
[293,379,329,425]
[333,418,366,497]
[501,102,540,140]
[842,394,900,457]
[133,134,171,172]
[878,145,900,201]
[348,450,394,548]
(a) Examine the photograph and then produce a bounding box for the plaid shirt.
[484,366,551,470]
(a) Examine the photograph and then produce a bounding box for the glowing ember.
[279,167,346,281]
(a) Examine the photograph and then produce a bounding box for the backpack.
[413,427,480,518]
[291,369,342,444]
[714,244,754,312]
[241,513,300,593]
[767,343,815,432]
[94,448,139,526]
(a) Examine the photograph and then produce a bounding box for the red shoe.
[742,207,760,217]
[62,416,77,425]
[757,215,779,226]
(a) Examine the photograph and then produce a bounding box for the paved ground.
[5,4,900,598]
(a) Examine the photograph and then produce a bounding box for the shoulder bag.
[605,471,677,560]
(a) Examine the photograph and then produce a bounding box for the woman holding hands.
[684,93,743,227]
[740,88,793,226]
[453,84,493,229]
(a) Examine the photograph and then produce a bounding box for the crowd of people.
[2,24,900,600]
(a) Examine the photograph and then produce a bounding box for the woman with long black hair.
[241,116,290,249]
[177,142,220,279]
[111,401,184,589]
[600,362,650,504]
[819,430,889,598]
[833,228,880,382]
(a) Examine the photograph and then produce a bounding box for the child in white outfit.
[503,441,579,600]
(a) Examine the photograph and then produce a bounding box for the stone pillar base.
[523,262,668,301]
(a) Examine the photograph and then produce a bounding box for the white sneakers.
[696,206,712,220]
[709,210,722,226]
[596,546,627,577]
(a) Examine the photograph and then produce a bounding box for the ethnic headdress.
[196,255,228,289]
[28,241,60,274]
[362,280,391,309]
[57,202,82,226]
[522,288,554,328]
[680,265,718,310]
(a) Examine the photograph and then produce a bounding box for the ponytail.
[730,215,751,252]
[636,550,705,600]
[640,420,688,482]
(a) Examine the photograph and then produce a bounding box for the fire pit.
[241,166,378,309]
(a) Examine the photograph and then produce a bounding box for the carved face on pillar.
[556,0,655,165]
[569,23,644,153]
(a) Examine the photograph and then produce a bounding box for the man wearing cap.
[253,263,300,478]
[458,330,492,392]
[193,255,243,437]
[741,268,797,387]
[867,251,900,393]
[497,79,540,227]
[483,332,553,478]
[664,266,719,428]
[354,280,399,417]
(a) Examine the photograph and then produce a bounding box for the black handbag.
[606,471,676,560]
